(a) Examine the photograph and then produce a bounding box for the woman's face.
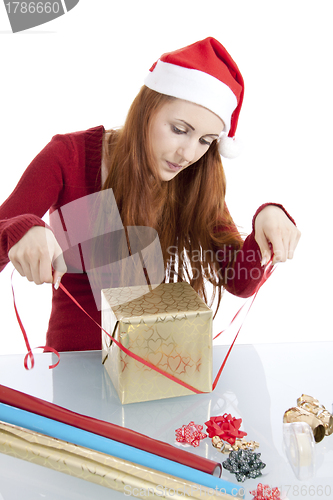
[149,99,224,181]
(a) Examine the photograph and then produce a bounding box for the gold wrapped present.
[101,282,213,404]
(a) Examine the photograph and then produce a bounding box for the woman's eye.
[199,138,212,146]
[172,125,186,135]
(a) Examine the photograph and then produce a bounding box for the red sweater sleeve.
[219,203,297,298]
[0,134,73,271]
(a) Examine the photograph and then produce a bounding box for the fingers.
[267,230,286,264]
[52,251,67,289]
[254,206,301,266]
[257,227,301,266]
[8,226,67,287]
[51,235,67,289]
[9,258,27,280]
[269,227,301,265]
[39,252,54,284]
[287,227,301,260]
[9,249,53,284]
[255,231,272,267]
[53,270,62,290]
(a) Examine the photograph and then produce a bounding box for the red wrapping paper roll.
[0,384,222,477]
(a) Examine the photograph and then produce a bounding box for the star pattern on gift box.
[250,483,281,500]
[175,421,208,447]
[205,413,247,445]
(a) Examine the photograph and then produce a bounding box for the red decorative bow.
[205,414,247,445]
[250,483,281,500]
[175,421,207,447]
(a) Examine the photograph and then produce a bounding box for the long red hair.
[103,86,243,314]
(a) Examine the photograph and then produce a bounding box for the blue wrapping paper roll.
[0,403,243,497]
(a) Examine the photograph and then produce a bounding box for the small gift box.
[101,282,213,404]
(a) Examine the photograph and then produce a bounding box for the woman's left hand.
[254,205,301,265]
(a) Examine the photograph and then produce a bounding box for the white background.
[0,0,331,355]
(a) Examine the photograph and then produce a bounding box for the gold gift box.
[101,282,213,404]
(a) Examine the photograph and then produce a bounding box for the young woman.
[0,37,300,352]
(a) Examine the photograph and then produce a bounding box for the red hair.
[103,86,243,314]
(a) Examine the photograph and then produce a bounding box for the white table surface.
[0,342,332,500]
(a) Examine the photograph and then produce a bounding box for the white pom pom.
[218,134,243,159]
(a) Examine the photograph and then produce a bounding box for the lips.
[166,161,183,172]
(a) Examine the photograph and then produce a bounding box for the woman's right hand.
[8,226,67,288]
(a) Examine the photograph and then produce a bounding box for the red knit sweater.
[0,126,294,352]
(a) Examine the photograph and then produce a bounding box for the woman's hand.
[254,205,301,265]
[8,226,67,288]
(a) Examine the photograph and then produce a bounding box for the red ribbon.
[12,258,274,392]
[11,270,60,370]
[212,260,274,389]
[59,282,203,394]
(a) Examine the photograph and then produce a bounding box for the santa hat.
[144,37,244,159]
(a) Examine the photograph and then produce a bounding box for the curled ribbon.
[11,270,60,370]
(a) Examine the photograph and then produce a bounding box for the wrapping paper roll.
[0,403,243,498]
[0,384,221,476]
[0,421,235,500]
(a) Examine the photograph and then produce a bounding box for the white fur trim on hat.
[218,134,243,159]
[144,60,237,134]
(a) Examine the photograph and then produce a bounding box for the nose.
[177,140,197,164]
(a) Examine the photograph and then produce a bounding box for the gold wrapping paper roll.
[0,421,237,500]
